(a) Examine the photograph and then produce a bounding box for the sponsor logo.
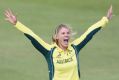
[56,57,73,64]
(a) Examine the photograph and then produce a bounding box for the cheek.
[56,34,63,40]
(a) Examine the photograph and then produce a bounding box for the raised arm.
[71,5,113,53]
[4,9,51,56]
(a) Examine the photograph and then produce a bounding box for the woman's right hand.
[4,9,17,25]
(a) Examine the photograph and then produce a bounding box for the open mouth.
[63,39,69,44]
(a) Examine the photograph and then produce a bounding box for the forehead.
[58,27,70,32]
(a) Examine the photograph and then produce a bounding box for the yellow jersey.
[15,17,108,80]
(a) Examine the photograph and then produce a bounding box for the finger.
[8,8,13,16]
[4,12,10,18]
[5,9,13,18]
[4,10,9,16]
[109,5,113,13]
[107,5,113,20]
[5,18,10,21]
[4,12,12,20]
[5,10,11,17]
[110,5,112,11]
[109,5,113,16]
[5,18,15,24]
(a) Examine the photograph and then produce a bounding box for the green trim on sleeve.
[71,17,108,46]
[15,21,51,51]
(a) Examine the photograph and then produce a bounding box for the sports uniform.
[15,17,108,80]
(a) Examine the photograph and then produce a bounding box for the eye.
[67,32,70,35]
[62,32,65,35]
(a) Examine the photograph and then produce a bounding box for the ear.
[53,34,58,40]
[55,35,58,39]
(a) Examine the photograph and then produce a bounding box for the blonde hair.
[52,24,72,44]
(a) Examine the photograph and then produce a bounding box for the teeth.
[64,39,68,42]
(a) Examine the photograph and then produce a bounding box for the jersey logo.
[56,57,73,64]
[56,53,62,58]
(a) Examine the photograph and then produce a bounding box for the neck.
[57,43,68,51]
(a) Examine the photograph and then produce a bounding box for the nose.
[64,33,70,38]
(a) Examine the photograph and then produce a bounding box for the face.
[56,27,71,50]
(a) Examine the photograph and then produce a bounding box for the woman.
[4,6,112,80]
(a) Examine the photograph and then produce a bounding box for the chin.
[63,44,68,48]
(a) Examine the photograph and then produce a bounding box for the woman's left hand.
[106,5,113,20]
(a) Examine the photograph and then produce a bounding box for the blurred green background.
[0,0,119,80]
